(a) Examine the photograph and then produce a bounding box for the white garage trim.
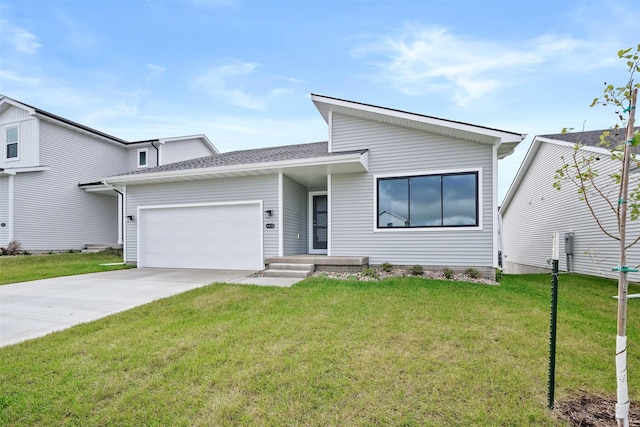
[137,200,264,270]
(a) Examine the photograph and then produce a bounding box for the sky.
[0,0,638,201]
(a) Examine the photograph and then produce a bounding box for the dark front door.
[312,194,327,251]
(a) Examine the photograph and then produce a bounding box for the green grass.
[0,252,132,285]
[0,273,637,425]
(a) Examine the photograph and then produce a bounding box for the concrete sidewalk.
[0,268,301,347]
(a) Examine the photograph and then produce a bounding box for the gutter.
[104,151,369,185]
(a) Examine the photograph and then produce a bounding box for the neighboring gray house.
[104,94,525,276]
[0,95,217,252]
[500,128,640,282]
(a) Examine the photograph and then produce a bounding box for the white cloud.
[146,64,167,80]
[0,19,41,54]
[194,59,266,110]
[193,59,301,110]
[0,70,40,86]
[355,25,589,107]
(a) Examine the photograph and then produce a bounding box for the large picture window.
[377,171,478,228]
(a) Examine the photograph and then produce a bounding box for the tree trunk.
[616,86,637,427]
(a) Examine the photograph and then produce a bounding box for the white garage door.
[139,203,263,270]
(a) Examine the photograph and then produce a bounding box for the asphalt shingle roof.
[122,141,366,175]
[541,127,639,148]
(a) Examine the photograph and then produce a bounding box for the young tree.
[554,45,639,427]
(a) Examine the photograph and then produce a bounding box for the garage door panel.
[140,203,263,270]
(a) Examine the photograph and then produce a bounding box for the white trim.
[4,124,19,162]
[34,113,126,147]
[7,174,13,242]
[501,136,611,214]
[372,167,483,232]
[328,111,333,153]
[158,134,219,154]
[136,200,264,269]
[137,147,149,168]
[278,173,284,257]
[1,166,49,174]
[492,145,499,268]
[327,175,332,256]
[308,191,328,255]
[123,185,127,262]
[117,192,123,245]
[104,152,367,185]
[311,94,525,143]
[157,143,163,166]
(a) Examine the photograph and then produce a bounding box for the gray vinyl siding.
[502,142,640,282]
[124,174,279,263]
[282,175,308,255]
[161,139,213,165]
[0,107,39,168]
[330,114,495,267]
[0,176,8,245]
[127,146,158,171]
[11,120,127,250]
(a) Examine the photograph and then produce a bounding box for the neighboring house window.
[6,126,18,160]
[377,171,478,228]
[137,148,148,168]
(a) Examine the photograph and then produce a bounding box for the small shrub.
[408,265,424,276]
[443,267,454,280]
[22,250,31,256]
[361,267,380,280]
[464,268,482,279]
[1,240,22,256]
[380,262,393,273]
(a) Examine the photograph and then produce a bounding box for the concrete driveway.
[0,268,258,347]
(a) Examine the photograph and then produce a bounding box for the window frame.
[373,168,482,232]
[137,147,149,168]
[5,126,18,161]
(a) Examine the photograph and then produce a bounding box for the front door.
[310,193,327,253]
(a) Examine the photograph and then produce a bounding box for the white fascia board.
[0,97,36,115]
[104,152,367,185]
[33,113,127,147]
[500,136,611,214]
[535,137,611,155]
[500,137,543,214]
[1,166,50,175]
[311,94,526,143]
[159,134,219,154]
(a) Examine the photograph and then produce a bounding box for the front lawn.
[0,273,637,425]
[0,252,132,285]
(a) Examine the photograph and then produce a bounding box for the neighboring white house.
[104,94,525,277]
[500,128,640,282]
[0,95,217,252]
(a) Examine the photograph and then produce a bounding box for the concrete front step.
[81,244,122,254]
[268,263,315,272]
[263,269,311,278]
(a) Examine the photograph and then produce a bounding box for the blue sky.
[0,0,637,200]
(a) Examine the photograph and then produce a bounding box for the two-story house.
[0,95,217,252]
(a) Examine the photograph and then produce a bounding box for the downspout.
[113,187,124,245]
[150,141,160,166]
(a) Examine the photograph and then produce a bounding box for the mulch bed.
[556,393,640,426]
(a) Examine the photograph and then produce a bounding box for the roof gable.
[501,127,640,213]
[311,94,526,159]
